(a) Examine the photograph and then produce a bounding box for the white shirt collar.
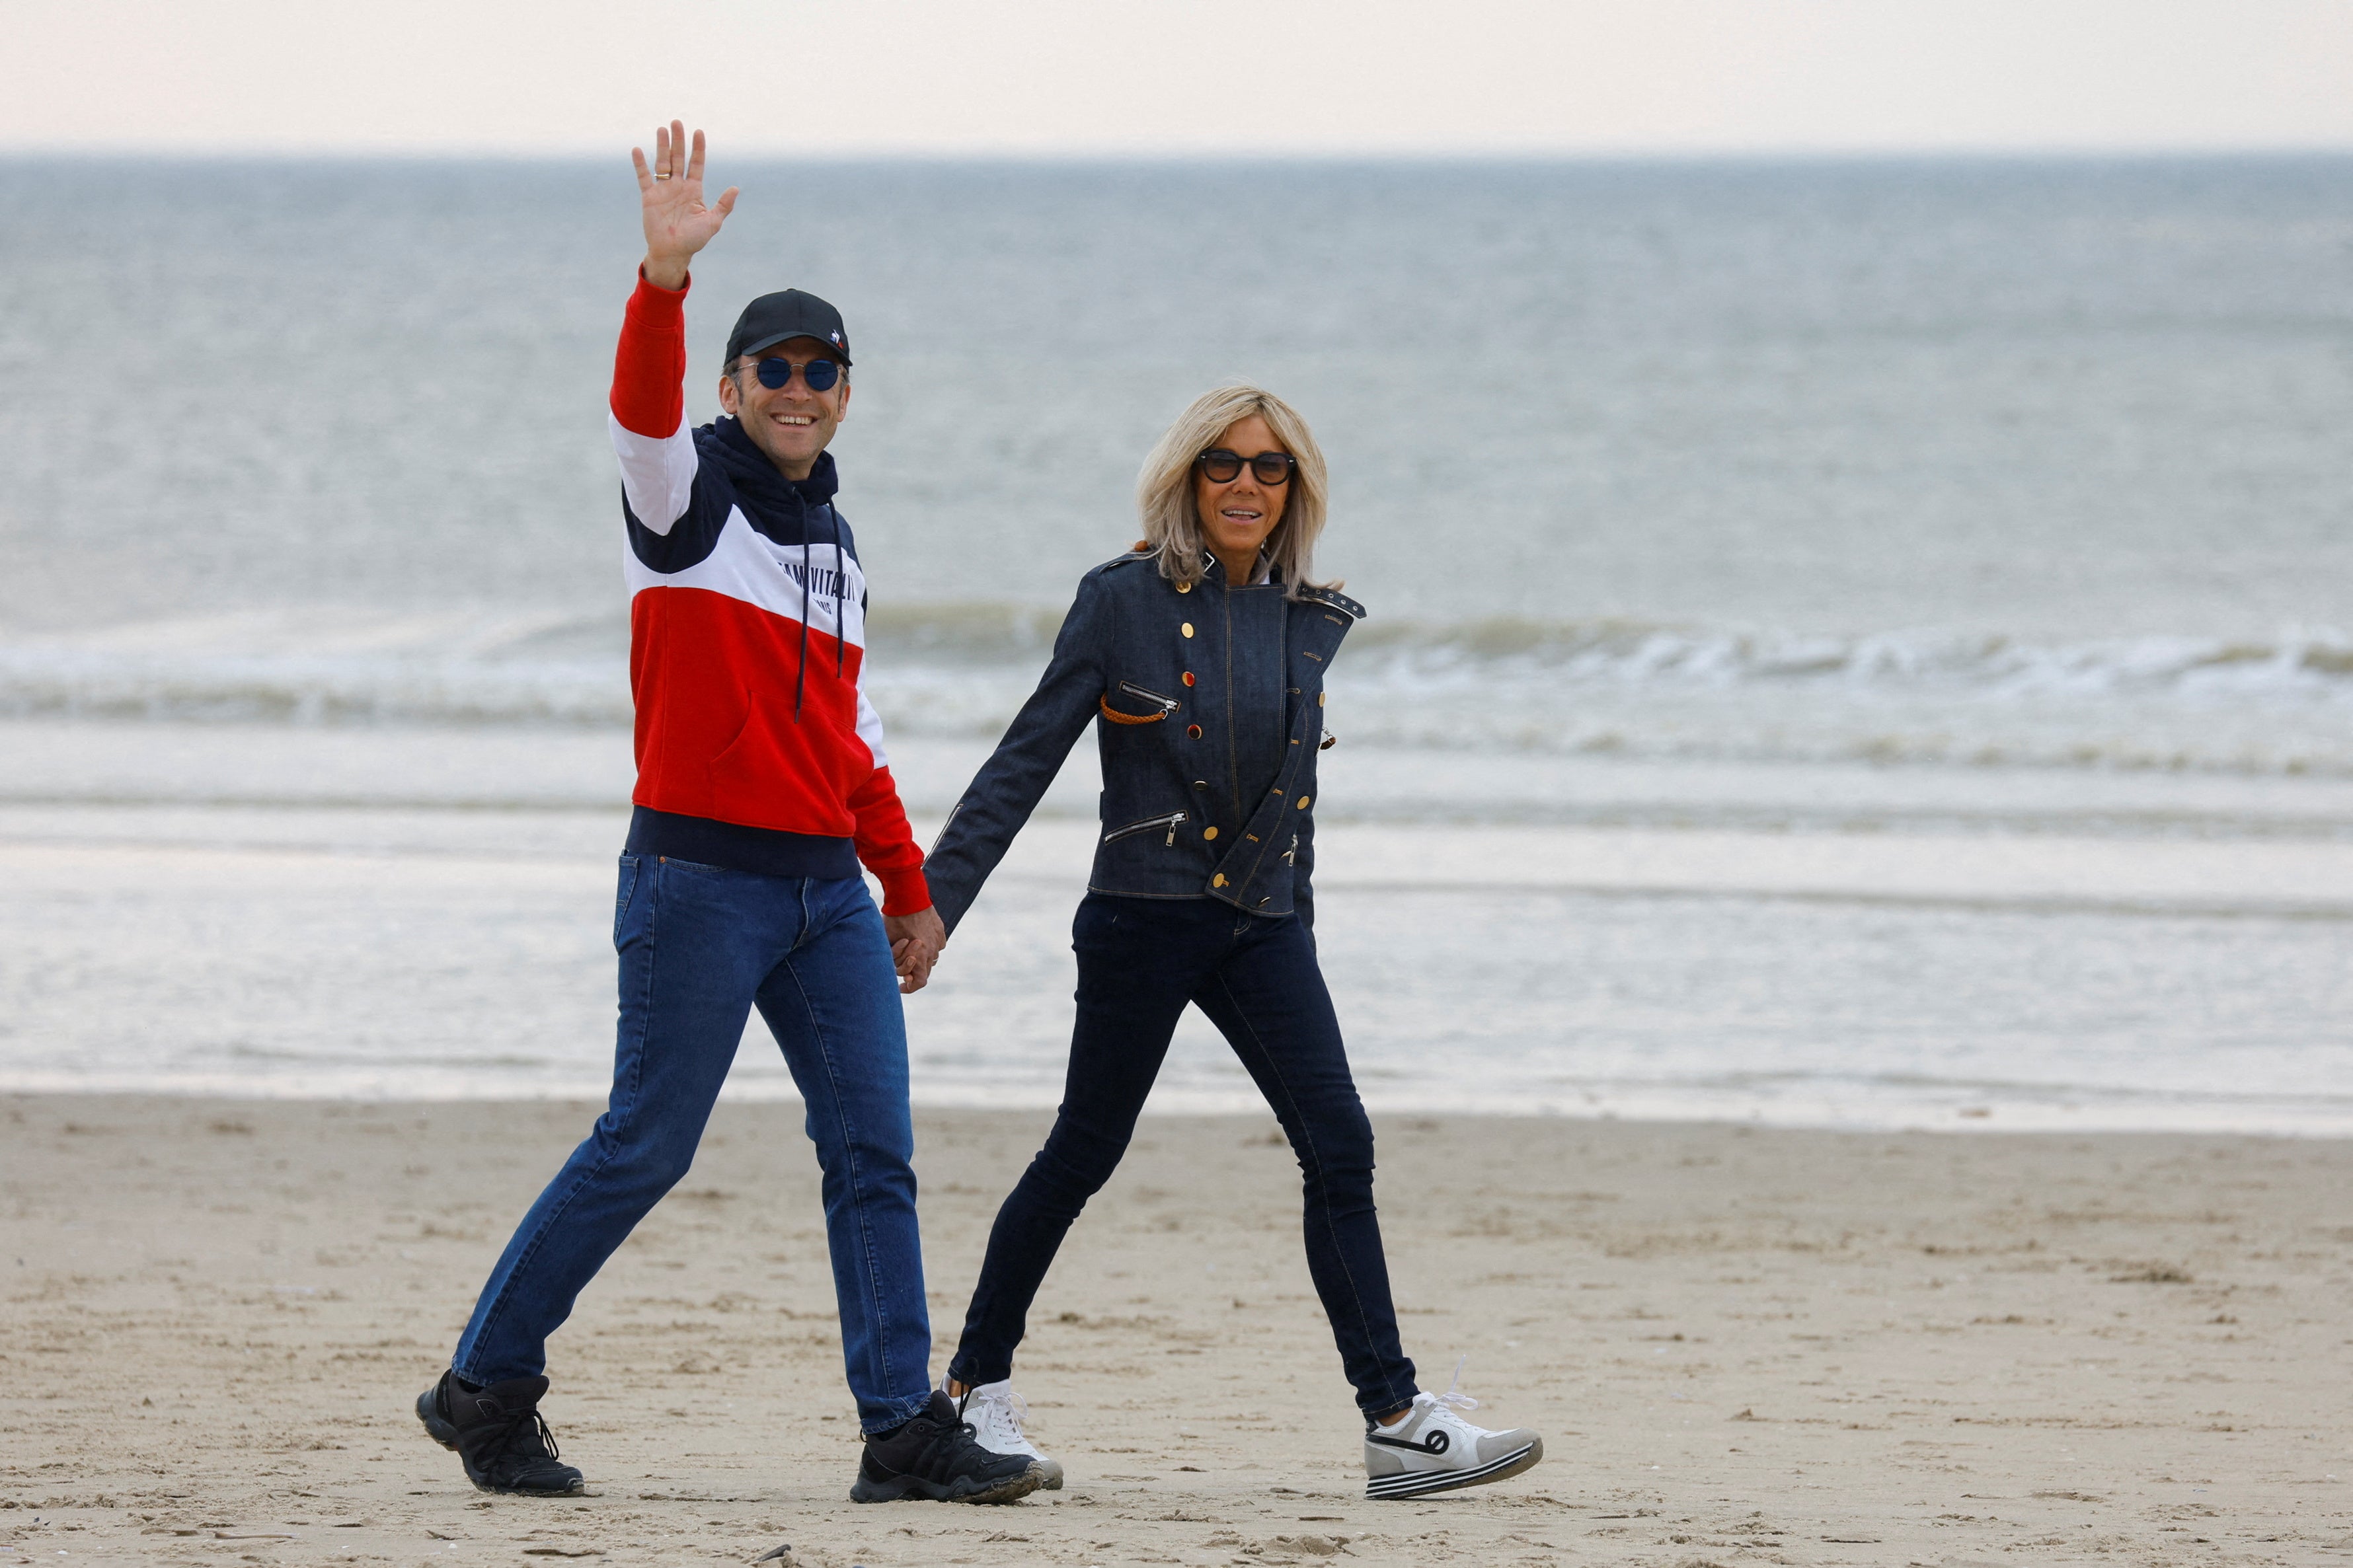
[1202,548,1276,585]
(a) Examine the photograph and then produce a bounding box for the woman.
[920,385,1545,1501]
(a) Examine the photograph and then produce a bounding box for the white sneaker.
[1362,1365,1543,1501]
[946,1376,1063,1491]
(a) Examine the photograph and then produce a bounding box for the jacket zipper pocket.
[1102,810,1188,846]
[1119,681,1180,712]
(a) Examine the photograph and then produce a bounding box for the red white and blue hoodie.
[609,272,930,915]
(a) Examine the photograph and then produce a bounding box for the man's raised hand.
[633,120,738,291]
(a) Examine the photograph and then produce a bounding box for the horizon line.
[9,143,2353,166]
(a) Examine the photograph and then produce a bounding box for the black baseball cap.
[725,289,852,367]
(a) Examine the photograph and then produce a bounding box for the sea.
[2,156,2349,1131]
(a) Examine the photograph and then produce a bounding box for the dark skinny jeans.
[946,893,1418,1416]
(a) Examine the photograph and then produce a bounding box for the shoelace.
[958,1386,1029,1445]
[870,1409,976,1481]
[484,1407,562,1466]
[1431,1355,1481,1415]
[935,1413,1000,1474]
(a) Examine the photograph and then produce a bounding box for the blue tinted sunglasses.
[745,354,843,392]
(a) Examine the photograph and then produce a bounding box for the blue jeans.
[453,856,933,1433]
[946,894,1418,1416]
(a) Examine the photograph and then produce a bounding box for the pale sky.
[4,0,2350,157]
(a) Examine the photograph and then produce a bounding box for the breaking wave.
[1342,616,2353,698]
[2,605,2348,776]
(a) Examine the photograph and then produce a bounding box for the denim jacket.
[923,549,1365,934]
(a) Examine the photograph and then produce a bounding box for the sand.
[4,1096,2350,1566]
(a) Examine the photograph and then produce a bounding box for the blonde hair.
[1134,385,1332,599]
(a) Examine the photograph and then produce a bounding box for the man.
[414,122,1038,1507]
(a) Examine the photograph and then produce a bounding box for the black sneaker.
[416,1370,584,1496]
[849,1391,1042,1504]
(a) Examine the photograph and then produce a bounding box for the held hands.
[633,120,738,290]
[884,907,948,994]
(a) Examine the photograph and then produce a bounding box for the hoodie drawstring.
[792,493,813,722]
[829,504,847,681]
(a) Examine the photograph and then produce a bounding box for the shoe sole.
[1364,1437,1543,1500]
[416,1386,586,1497]
[850,1465,1044,1505]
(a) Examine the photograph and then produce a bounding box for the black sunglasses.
[1196,448,1295,485]
[745,355,843,392]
